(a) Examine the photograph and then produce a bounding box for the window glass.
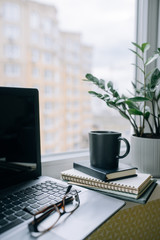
[0,0,136,154]
[4,63,21,77]
[4,44,20,59]
[30,12,40,28]
[4,25,20,39]
[3,2,20,21]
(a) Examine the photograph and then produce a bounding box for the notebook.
[73,160,137,181]
[0,87,125,240]
[61,169,157,204]
[61,169,152,195]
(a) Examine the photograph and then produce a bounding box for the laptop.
[0,86,125,240]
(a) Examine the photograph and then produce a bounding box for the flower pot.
[131,135,160,177]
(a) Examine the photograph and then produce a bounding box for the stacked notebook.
[61,161,157,204]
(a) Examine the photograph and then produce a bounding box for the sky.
[33,0,136,111]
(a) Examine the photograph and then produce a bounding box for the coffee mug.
[89,131,130,170]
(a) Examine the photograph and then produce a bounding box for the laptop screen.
[0,87,41,190]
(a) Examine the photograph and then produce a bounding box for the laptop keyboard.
[0,180,80,234]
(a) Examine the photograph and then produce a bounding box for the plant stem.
[152,99,158,134]
[146,119,154,135]
[141,52,146,136]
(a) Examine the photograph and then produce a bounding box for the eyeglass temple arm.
[65,185,72,194]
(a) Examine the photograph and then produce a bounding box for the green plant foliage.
[83,42,160,137]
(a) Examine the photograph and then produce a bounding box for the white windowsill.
[41,149,90,179]
[41,147,131,180]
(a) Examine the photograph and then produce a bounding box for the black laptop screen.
[0,87,41,190]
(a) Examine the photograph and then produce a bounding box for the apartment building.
[0,0,93,154]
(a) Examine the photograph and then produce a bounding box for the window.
[43,52,53,64]
[31,49,40,62]
[4,63,21,77]
[30,12,40,28]
[42,18,52,33]
[31,32,40,45]
[44,86,53,96]
[43,37,53,49]
[4,44,20,59]
[3,2,20,21]
[44,69,53,80]
[0,0,138,155]
[32,67,40,78]
[4,25,20,39]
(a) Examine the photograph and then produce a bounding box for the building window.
[44,101,54,112]
[44,69,53,80]
[42,18,52,33]
[43,36,53,49]
[31,49,40,62]
[31,32,40,45]
[2,2,20,22]
[4,64,21,77]
[4,44,20,59]
[30,12,40,29]
[32,67,40,78]
[43,52,53,64]
[44,86,53,96]
[4,25,20,39]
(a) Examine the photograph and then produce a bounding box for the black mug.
[89,131,130,170]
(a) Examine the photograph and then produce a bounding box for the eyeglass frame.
[23,185,80,235]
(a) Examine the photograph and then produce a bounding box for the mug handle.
[118,137,130,159]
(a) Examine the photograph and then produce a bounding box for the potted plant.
[83,42,160,177]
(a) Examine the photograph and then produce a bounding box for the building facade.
[0,0,93,154]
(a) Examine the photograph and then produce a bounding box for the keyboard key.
[34,191,43,196]
[22,214,32,221]
[15,210,26,217]
[3,210,14,216]
[6,215,17,221]
[38,198,50,205]
[12,200,21,205]
[30,203,40,209]
[0,219,8,226]
[34,193,48,201]
[0,219,23,234]
[12,206,21,211]
[6,203,14,209]
[27,199,36,204]
[41,189,48,193]
[19,203,28,208]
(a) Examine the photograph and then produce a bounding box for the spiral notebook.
[61,169,152,195]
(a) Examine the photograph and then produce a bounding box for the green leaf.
[144,112,150,120]
[103,94,110,99]
[145,54,159,66]
[128,97,149,102]
[88,91,99,96]
[113,90,119,98]
[119,111,130,120]
[131,63,144,74]
[99,79,105,90]
[129,49,143,60]
[125,100,139,109]
[150,68,160,89]
[157,48,160,53]
[131,42,142,51]
[116,99,125,104]
[85,74,99,85]
[131,81,136,89]
[107,81,113,90]
[128,108,143,115]
[106,102,116,108]
[141,43,150,52]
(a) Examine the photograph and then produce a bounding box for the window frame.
[42,0,159,177]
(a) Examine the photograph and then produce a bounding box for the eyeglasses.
[23,185,80,236]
